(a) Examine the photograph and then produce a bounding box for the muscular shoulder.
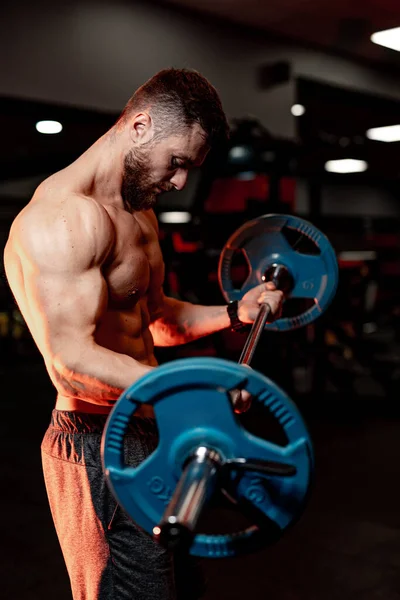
[7,194,115,271]
[144,209,159,232]
[131,209,159,238]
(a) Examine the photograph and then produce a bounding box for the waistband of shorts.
[49,409,158,436]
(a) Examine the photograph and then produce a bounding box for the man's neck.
[63,128,127,211]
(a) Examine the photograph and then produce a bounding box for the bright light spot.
[158,211,191,224]
[371,27,400,52]
[338,251,377,261]
[291,104,306,117]
[36,120,63,134]
[167,516,177,524]
[366,124,400,142]
[153,526,161,536]
[228,146,251,160]
[324,159,368,174]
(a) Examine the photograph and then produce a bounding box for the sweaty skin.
[4,123,283,418]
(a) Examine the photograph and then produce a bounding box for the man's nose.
[170,169,188,191]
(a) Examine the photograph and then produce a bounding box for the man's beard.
[121,147,158,212]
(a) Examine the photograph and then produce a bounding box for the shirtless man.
[4,69,283,600]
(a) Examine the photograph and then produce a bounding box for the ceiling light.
[158,211,191,224]
[370,27,400,52]
[366,124,400,142]
[36,120,63,134]
[338,251,377,261]
[291,104,306,117]
[324,159,368,174]
[228,146,253,161]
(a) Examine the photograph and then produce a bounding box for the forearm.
[150,297,230,346]
[50,342,154,406]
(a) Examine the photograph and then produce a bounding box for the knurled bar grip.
[238,264,287,366]
[238,302,271,366]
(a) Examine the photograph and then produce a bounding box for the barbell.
[101,214,338,558]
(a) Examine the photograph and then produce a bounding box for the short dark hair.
[119,68,229,147]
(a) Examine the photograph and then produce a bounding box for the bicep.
[23,262,108,363]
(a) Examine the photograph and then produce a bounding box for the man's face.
[122,124,209,212]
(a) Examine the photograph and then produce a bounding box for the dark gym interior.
[2,1,400,598]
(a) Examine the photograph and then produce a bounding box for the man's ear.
[130,112,153,144]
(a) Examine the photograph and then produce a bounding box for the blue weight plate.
[218,214,338,331]
[102,357,314,557]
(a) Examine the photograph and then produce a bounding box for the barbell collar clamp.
[223,457,297,477]
[262,263,294,295]
[153,447,297,551]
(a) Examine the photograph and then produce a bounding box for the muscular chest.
[104,211,164,308]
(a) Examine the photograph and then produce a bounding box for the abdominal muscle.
[54,303,157,418]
